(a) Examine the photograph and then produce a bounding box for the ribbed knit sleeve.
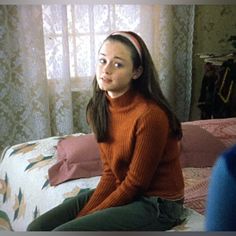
[77,156,116,217]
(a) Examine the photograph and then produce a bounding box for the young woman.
[27,31,186,231]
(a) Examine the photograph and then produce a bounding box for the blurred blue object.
[205,144,236,231]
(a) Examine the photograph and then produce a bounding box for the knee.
[27,221,39,231]
[27,219,45,231]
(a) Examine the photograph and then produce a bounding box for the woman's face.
[96,40,141,98]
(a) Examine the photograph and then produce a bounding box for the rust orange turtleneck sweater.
[78,89,184,217]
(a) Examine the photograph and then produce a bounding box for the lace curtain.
[0,5,195,152]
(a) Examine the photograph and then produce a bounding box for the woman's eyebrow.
[99,53,126,61]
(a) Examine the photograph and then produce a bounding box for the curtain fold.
[173,5,195,121]
[0,4,195,152]
[43,5,73,136]
[157,5,195,121]
[0,6,51,149]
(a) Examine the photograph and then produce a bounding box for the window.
[42,5,141,89]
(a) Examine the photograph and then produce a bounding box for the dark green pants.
[27,189,186,231]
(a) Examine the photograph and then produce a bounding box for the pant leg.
[53,196,186,231]
[27,189,94,231]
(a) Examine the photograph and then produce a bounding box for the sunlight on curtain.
[0,4,195,153]
[42,5,74,136]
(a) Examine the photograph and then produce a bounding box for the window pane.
[43,4,141,80]
[67,5,90,34]
[76,35,91,76]
[114,5,140,30]
[69,35,92,77]
[94,5,110,33]
[42,5,63,35]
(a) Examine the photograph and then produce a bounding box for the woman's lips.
[101,77,112,83]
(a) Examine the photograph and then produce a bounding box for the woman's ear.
[132,66,143,80]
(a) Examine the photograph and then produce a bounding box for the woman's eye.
[114,62,123,68]
[99,58,106,64]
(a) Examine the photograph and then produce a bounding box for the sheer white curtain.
[43,5,74,136]
[0,6,51,146]
[0,4,195,152]
[157,5,195,121]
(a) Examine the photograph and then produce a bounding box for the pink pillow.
[48,134,102,186]
[180,124,226,168]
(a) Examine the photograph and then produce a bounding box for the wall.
[190,5,236,120]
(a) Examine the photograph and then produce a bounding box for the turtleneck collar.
[106,89,137,110]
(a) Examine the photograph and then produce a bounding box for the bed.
[0,118,236,231]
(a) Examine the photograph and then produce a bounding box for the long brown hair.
[86,31,182,142]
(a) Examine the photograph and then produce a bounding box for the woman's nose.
[103,63,112,74]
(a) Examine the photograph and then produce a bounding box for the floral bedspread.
[0,134,100,231]
[0,134,205,231]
